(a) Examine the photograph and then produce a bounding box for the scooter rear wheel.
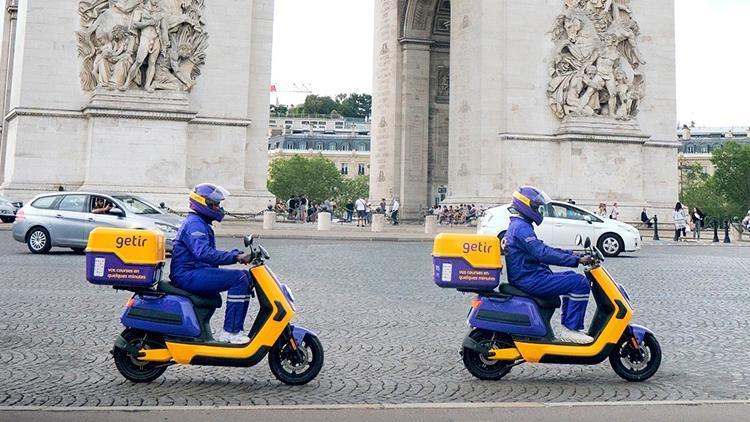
[462,329,513,381]
[269,334,324,385]
[609,333,661,382]
[113,329,168,383]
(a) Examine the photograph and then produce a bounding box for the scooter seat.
[499,284,561,309]
[157,281,222,309]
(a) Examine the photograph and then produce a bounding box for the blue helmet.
[189,183,230,222]
[511,186,551,226]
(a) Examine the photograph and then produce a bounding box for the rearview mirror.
[109,208,125,217]
[159,202,166,209]
[584,237,592,249]
[575,234,582,246]
[244,235,254,248]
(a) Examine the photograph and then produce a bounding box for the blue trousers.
[174,268,253,333]
[514,271,590,331]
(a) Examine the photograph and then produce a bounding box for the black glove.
[579,255,594,266]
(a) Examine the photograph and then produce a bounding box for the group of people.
[671,203,706,241]
[345,197,400,227]
[272,195,402,227]
[429,204,479,226]
[596,202,620,221]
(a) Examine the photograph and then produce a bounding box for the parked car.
[12,192,183,254]
[0,196,23,223]
[477,201,641,257]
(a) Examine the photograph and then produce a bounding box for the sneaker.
[218,330,250,344]
[558,327,594,344]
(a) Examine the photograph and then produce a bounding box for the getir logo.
[463,242,493,254]
[116,235,148,249]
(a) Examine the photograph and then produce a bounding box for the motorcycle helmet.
[189,183,230,222]
[511,186,551,226]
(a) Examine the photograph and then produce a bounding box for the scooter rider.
[170,183,254,344]
[504,186,595,344]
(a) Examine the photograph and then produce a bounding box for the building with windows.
[678,126,750,175]
[267,131,371,179]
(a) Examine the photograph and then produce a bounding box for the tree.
[334,175,370,206]
[280,93,372,118]
[711,141,750,214]
[267,155,343,203]
[270,104,288,116]
[337,93,371,118]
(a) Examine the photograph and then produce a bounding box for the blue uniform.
[170,213,253,334]
[504,217,590,331]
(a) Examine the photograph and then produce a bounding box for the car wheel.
[27,227,52,254]
[597,233,623,257]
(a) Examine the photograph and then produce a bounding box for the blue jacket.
[504,216,579,285]
[169,213,241,282]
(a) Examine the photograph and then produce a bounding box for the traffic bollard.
[652,215,659,240]
[724,220,731,244]
[713,221,720,243]
[263,211,275,230]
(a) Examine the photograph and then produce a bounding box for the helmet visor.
[522,186,551,208]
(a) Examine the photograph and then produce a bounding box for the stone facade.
[0,0,274,212]
[371,0,679,220]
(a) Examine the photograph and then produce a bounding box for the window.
[113,196,160,215]
[58,195,87,213]
[341,163,349,175]
[548,204,594,222]
[358,143,368,152]
[335,122,344,129]
[339,144,349,151]
[358,163,366,175]
[31,196,59,209]
[686,146,695,153]
[299,142,307,150]
[316,143,324,150]
[328,143,336,151]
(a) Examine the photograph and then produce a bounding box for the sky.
[272,0,748,128]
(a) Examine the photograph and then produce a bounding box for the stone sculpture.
[548,0,644,120]
[77,0,208,93]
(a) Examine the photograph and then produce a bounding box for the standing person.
[391,198,400,225]
[609,202,620,220]
[692,207,705,239]
[355,196,367,227]
[366,202,373,225]
[597,203,608,218]
[298,195,307,223]
[742,210,750,231]
[345,201,355,223]
[673,202,687,241]
[379,198,387,215]
[287,196,297,220]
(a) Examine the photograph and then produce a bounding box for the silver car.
[0,196,23,223]
[12,192,183,254]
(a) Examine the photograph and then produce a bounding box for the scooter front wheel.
[609,332,661,382]
[113,329,168,383]
[269,334,324,385]
[462,329,513,381]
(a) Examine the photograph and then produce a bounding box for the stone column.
[446,0,508,205]
[398,40,431,218]
[370,0,402,207]
[0,0,18,184]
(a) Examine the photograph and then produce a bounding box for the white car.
[477,201,641,257]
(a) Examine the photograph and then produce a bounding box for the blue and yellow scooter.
[86,228,323,385]
[433,233,661,382]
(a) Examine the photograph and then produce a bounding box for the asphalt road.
[1,230,749,407]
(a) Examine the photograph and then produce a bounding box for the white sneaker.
[217,330,250,344]
[558,327,594,344]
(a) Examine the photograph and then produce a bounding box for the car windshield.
[113,196,161,215]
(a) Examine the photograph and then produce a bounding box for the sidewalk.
[214,220,475,242]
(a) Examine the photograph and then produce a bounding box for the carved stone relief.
[547,0,645,121]
[77,0,208,93]
[436,66,449,102]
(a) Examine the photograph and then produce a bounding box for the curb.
[3,399,750,412]
[214,233,435,242]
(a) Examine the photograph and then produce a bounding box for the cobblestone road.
[1,231,749,406]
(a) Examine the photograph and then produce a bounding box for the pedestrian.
[345,201,355,223]
[366,202,373,225]
[597,203,608,218]
[609,202,620,221]
[673,202,687,241]
[379,198,387,215]
[298,195,308,223]
[391,198,400,225]
[355,196,367,227]
[692,207,705,239]
[640,207,653,229]
[743,210,750,231]
[287,196,297,220]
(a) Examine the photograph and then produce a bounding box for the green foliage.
[267,155,343,203]
[285,93,372,118]
[270,104,288,116]
[334,176,370,206]
[711,141,750,211]
[680,141,750,219]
